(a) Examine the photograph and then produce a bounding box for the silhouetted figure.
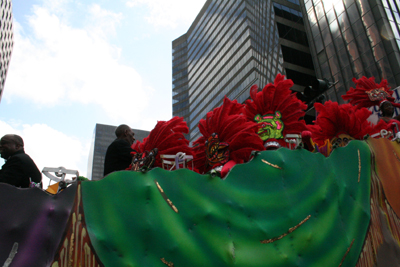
[0,134,41,188]
[103,125,136,177]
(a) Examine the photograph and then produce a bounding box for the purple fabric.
[0,183,76,267]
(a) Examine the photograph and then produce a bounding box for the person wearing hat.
[0,134,42,188]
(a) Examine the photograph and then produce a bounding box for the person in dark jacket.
[103,124,136,177]
[0,134,42,188]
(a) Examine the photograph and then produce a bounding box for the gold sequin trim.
[338,239,354,267]
[161,258,174,267]
[155,181,179,213]
[260,215,311,244]
[261,159,282,169]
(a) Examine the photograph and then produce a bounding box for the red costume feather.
[308,101,374,146]
[342,76,400,109]
[244,74,307,148]
[193,97,264,175]
[132,117,193,168]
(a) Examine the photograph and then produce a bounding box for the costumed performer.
[192,97,264,178]
[342,76,400,124]
[243,73,310,150]
[129,117,193,170]
[307,101,385,156]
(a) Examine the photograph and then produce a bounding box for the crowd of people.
[2,75,400,187]
[102,75,400,178]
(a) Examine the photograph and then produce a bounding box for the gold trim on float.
[260,215,311,244]
[161,257,174,266]
[338,239,354,267]
[155,181,179,213]
[261,159,282,169]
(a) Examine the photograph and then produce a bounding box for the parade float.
[1,75,400,267]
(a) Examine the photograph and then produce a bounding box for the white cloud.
[22,124,88,173]
[0,120,90,187]
[0,120,18,134]
[5,4,149,124]
[126,0,207,28]
[87,4,123,39]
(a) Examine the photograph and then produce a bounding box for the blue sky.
[0,0,207,183]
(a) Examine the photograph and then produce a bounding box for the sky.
[0,0,207,185]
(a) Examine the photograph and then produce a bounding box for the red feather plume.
[132,117,193,168]
[193,97,264,174]
[244,74,307,147]
[342,76,400,109]
[307,101,374,146]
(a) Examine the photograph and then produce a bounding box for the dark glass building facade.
[301,0,400,118]
[0,0,13,102]
[172,35,190,132]
[87,124,149,181]
[173,0,316,141]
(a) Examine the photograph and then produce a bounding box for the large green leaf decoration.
[81,140,371,267]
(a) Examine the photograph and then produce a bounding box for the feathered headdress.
[131,117,193,169]
[193,97,264,175]
[244,74,307,148]
[308,101,377,149]
[342,76,400,109]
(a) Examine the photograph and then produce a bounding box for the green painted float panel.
[81,140,371,267]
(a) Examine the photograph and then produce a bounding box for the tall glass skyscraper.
[173,0,400,137]
[172,35,189,133]
[301,0,400,110]
[0,0,13,102]
[173,0,316,141]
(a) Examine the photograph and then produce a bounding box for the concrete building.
[172,0,316,141]
[87,123,149,181]
[0,0,14,102]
